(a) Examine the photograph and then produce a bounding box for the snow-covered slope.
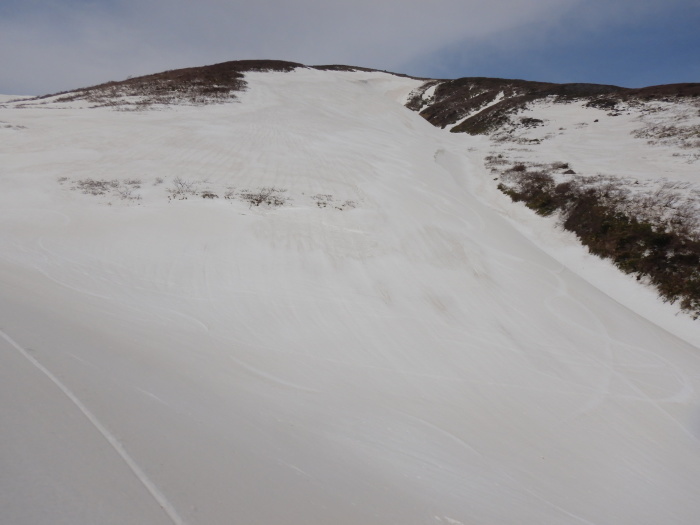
[2,68,700,524]
[408,77,700,318]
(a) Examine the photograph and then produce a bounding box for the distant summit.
[29,60,303,107]
[28,60,410,108]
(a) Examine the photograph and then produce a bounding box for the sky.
[1,0,698,95]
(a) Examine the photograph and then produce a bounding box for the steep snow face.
[1,69,700,525]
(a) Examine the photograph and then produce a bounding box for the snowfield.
[1,68,700,524]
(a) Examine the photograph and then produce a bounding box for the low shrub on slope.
[497,165,700,317]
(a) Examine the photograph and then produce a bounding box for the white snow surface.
[496,98,700,180]
[1,68,700,524]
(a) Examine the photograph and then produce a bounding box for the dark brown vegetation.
[239,187,288,208]
[406,76,700,135]
[497,165,700,317]
[33,60,306,107]
[408,77,553,129]
[66,177,142,200]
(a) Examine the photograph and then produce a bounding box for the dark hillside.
[34,60,306,107]
[407,76,699,135]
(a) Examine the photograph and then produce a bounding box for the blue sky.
[406,1,700,87]
[1,0,698,95]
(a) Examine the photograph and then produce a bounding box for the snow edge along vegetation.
[406,77,700,337]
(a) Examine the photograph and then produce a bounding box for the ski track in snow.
[0,330,186,525]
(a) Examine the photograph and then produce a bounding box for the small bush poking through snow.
[632,124,700,150]
[168,177,197,199]
[68,178,141,200]
[121,187,141,200]
[239,187,288,208]
[312,194,334,208]
[74,178,119,195]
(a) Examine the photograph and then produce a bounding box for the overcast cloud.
[1,0,697,94]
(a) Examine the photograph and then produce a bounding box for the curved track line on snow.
[0,329,186,525]
[390,408,598,525]
[541,275,698,438]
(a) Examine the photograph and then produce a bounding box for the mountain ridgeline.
[406,76,700,134]
[29,58,699,136]
[31,60,412,108]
